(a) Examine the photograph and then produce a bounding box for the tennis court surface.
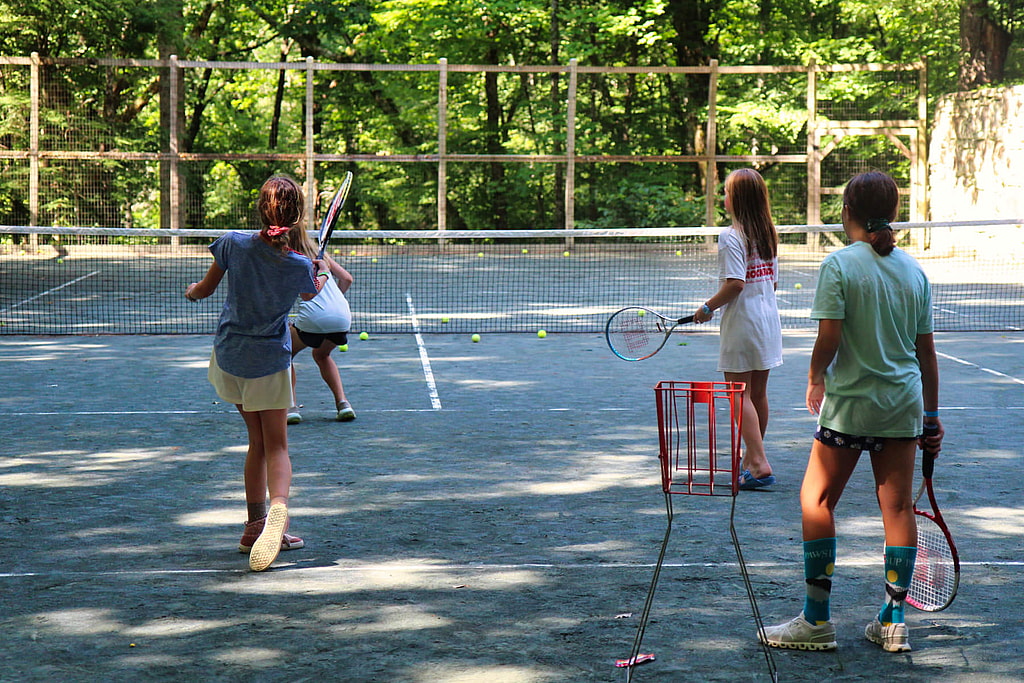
[1,328,1021,682]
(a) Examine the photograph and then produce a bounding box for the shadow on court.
[1,331,1021,682]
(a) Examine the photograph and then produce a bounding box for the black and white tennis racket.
[907,423,960,611]
[316,171,353,259]
[605,306,695,361]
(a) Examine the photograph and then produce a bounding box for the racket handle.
[677,315,694,324]
[921,422,940,478]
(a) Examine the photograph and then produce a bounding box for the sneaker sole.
[337,410,356,422]
[249,504,288,571]
[759,634,837,651]
[287,415,301,425]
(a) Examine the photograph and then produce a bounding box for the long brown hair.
[843,171,899,256]
[257,175,305,250]
[725,168,777,260]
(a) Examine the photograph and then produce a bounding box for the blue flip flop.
[738,469,776,490]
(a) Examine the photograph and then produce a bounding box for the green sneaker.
[336,400,356,422]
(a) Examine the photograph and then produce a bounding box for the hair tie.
[865,218,890,233]
[266,225,290,237]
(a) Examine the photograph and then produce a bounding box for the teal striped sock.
[879,545,917,624]
[802,537,836,625]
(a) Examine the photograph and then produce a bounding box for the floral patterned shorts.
[814,425,916,453]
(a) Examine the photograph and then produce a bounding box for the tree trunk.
[959,0,1012,89]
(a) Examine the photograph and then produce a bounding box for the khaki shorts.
[208,351,292,412]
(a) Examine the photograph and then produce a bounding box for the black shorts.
[814,425,916,453]
[296,328,348,349]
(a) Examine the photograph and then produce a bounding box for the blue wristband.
[923,410,939,418]
[702,303,712,316]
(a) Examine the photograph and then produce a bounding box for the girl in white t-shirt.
[693,168,783,490]
[285,223,357,423]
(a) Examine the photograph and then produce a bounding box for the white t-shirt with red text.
[716,226,783,373]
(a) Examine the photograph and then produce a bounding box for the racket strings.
[908,520,956,610]
[612,313,660,356]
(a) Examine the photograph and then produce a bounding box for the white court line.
[937,350,1024,386]
[0,270,100,313]
[2,559,1020,579]
[405,293,442,410]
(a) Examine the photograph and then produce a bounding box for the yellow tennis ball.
[441,317,449,323]
[675,250,682,256]
[563,251,570,257]
[471,333,480,343]
[537,330,547,338]
[371,257,378,263]
[637,309,646,317]
[333,249,340,255]
[339,344,348,352]
[359,331,369,340]
[477,252,484,257]
[795,283,803,289]
[350,249,357,256]
[521,248,529,254]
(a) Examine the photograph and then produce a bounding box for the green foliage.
[0,0,1016,229]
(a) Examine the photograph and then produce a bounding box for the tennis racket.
[907,423,960,611]
[316,171,353,259]
[605,306,695,361]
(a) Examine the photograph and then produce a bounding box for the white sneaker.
[287,407,302,425]
[759,612,837,651]
[865,618,911,652]
[336,400,356,422]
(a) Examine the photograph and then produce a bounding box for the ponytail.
[843,171,899,256]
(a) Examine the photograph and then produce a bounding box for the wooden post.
[29,52,39,245]
[438,58,448,243]
[305,56,316,227]
[704,59,718,229]
[169,55,180,239]
[915,60,928,223]
[806,59,820,244]
[565,58,578,247]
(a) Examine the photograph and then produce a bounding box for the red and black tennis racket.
[907,423,960,611]
[316,171,353,259]
[605,306,695,361]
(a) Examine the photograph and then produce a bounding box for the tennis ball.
[441,317,449,323]
[637,309,646,317]
[56,258,63,264]
[333,249,340,255]
[371,257,378,264]
[350,249,357,256]
[537,330,547,338]
[794,283,803,289]
[521,248,529,254]
[339,344,348,352]
[477,252,484,257]
[471,333,480,343]
[676,250,682,256]
[563,251,570,257]
[359,331,369,340]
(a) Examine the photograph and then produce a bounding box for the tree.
[960,0,1014,88]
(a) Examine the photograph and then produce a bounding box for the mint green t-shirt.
[811,241,933,437]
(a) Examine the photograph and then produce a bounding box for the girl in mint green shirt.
[759,171,943,655]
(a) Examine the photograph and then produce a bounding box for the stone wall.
[928,85,1023,255]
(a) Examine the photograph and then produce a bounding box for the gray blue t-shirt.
[811,241,933,437]
[209,231,317,378]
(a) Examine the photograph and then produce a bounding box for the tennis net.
[1,222,1021,335]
